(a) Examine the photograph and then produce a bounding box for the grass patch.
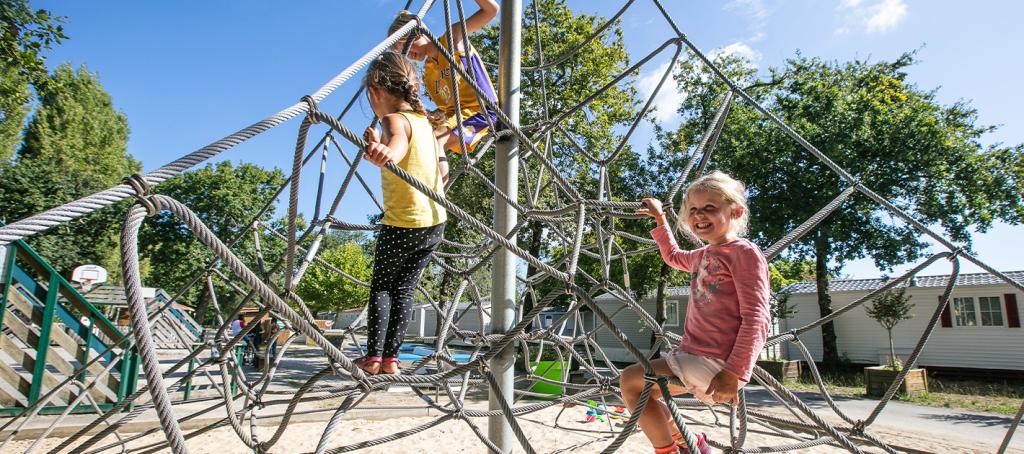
[900,378,1024,415]
[783,366,1024,415]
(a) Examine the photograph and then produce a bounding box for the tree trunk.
[814,234,841,367]
[436,268,454,339]
[887,328,897,369]
[521,221,544,333]
[195,285,211,326]
[649,262,671,359]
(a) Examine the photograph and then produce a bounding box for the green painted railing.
[0,239,140,416]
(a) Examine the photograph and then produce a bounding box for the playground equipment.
[0,0,1020,453]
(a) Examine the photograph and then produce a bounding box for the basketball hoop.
[80,278,96,291]
[72,264,108,292]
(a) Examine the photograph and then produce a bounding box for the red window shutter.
[1005,293,1020,328]
[940,295,952,328]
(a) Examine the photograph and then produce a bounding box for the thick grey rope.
[9,0,1024,450]
[0,0,436,247]
[1000,400,1024,454]
[121,203,190,454]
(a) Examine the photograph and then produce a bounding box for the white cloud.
[866,0,908,33]
[725,0,770,22]
[637,60,685,124]
[710,41,762,66]
[835,0,908,34]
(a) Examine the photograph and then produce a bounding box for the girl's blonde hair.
[678,171,750,237]
[364,50,428,118]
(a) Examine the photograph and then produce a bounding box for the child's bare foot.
[381,357,401,375]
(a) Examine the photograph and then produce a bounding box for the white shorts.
[664,350,741,404]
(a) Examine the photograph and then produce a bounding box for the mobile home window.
[410,310,417,322]
[978,296,1004,327]
[953,297,977,327]
[665,301,680,327]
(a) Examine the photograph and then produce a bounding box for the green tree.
[665,51,1024,367]
[295,235,372,314]
[0,63,138,275]
[467,0,644,320]
[139,161,287,314]
[769,258,815,293]
[0,0,66,161]
[865,288,914,370]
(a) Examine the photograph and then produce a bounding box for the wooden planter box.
[757,360,802,382]
[864,366,928,397]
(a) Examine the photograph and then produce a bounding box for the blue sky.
[33,0,1024,279]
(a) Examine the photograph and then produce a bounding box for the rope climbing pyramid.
[0,1,1021,453]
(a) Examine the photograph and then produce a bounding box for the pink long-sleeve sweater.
[651,224,770,382]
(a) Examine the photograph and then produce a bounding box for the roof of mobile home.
[780,270,1024,295]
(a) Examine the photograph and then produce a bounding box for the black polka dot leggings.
[365,222,445,358]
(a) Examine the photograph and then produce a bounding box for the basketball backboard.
[72,264,108,291]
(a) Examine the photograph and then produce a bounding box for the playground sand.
[5,403,1003,453]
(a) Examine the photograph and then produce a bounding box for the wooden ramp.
[85,286,202,350]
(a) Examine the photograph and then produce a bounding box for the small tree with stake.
[866,288,914,370]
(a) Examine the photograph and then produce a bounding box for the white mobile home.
[407,300,492,339]
[779,271,1024,372]
[581,288,692,364]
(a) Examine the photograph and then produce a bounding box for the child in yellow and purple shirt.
[387,0,500,166]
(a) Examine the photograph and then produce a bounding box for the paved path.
[744,387,1022,451]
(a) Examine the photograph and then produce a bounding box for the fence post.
[27,273,61,405]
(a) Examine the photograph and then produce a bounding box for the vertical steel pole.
[489,0,522,452]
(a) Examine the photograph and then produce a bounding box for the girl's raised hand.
[363,126,379,145]
[634,197,665,220]
[363,126,391,167]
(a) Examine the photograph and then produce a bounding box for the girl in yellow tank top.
[357,50,446,375]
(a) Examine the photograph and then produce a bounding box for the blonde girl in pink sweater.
[620,171,771,454]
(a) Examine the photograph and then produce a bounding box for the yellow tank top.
[423,33,498,118]
[381,112,447,228]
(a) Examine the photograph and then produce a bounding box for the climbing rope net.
[1,0,1022,453]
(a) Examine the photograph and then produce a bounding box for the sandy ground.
[7,399,1013,454]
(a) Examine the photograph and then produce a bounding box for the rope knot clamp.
[122,173,162,216]
[948,247,965,261]
[850,419,866,436]
[301,95,322,124]
[353,371,375,393]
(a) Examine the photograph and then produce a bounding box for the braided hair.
[364,50,430,120]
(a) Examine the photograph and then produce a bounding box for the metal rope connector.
[850,419,866,436]
[948,247,965,261]
[122,173,162,216]
[301,95,322,124]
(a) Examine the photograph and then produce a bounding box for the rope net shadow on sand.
[0,1,1021,453]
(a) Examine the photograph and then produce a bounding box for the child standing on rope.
[620,171,770,454]
[387,0,500,174]
[358,50,447,375]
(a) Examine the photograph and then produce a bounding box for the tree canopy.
[662,50,1024,365]
[431,0,647,312]
[0,63,138,274]
[295,233,373,314]
[0,0,66,161]
[139,161,287,307]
